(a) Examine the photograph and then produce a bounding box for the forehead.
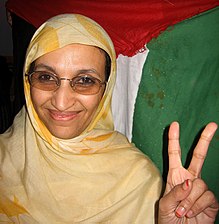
[35,44,105,63]
[31,44,106,77]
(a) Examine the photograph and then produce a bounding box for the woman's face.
[30,44,106,139]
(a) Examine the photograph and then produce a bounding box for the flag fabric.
[112,50,149,140]
[6,0,219,139]
[6,2,219,222]
[132,8,219,220]
[6,0,219,56]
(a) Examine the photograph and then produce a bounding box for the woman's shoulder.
[0,108,26,152]
[107,131,162,181]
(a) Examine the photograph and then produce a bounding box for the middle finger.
[175,178,208,218]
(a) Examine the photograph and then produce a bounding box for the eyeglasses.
[26,71,106,95]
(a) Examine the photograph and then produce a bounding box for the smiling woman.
[0,13,218,224]
[0,14,162,223]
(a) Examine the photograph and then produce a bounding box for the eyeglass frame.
[25,71,107,95]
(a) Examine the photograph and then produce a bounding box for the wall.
[0,0,13,57]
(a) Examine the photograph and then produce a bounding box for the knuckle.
[190,190,218,214]
[187,168,197,177]
[200,132,211,142]
[193,178,208,191]
[205,190,219,208]
[172,184,182,198]
[190,200,202,214]
[159,197,164,206]
[182,197,194,208]
[205,190,215,201]
[158,197,166,211]
[168,148,180,155]
[193,151,206,160]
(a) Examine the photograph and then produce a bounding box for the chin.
[49,128,79,140]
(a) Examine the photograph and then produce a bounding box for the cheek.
[30,88,49,110]
[30,88,39,108]
[82,94,103,113]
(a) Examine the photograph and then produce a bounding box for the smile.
[49,110,80,121]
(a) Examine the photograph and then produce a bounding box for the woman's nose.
[51,82,76,111]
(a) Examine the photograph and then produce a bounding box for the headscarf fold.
[24,14,117,152]
[0,14,161,223]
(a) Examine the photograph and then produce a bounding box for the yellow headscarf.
[24,14,116,152]
[0,14,161,223]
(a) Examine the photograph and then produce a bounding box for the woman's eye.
[76,76,96,85]
[38,73,56,82]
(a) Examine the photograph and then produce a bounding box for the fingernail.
[186,210,193,218]
[176,206,186,218]
[183,179,189,190]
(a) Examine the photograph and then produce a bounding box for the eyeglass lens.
[28,71,105,95]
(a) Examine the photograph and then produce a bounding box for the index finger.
[168,121,183,169]
[188,122,218,178]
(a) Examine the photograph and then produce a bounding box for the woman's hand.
[158,122,219,223]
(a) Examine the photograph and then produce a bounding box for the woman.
[0,14,218,223]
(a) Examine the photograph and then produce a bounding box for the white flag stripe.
[112,48,149,141]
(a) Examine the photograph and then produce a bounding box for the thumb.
[159,180,192,216]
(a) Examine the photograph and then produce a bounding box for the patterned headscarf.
[24,14,116,151]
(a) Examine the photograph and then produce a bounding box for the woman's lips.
[49,110,80,121]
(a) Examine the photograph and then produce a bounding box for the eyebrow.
[34,64,55,73]
[34,63,101,77]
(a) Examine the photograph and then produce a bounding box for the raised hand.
[158,122,219,224]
